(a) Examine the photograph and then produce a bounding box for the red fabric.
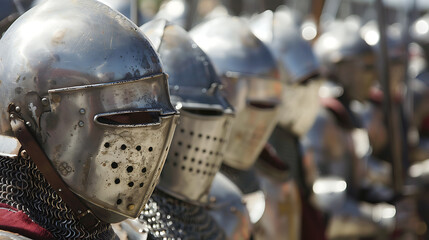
[421,115,429,135]
[300,191,327,240]
[0,203,54,240]
[258,143,289,171]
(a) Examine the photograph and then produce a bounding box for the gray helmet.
[314,17,377,101]
[140,19,234,204]
[190,16,283,170]
[249,8,322,136]
[0,0,179,224]
[249,8,319,85]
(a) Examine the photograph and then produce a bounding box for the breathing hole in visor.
[95,111,161,126]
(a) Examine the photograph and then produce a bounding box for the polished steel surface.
[141,19,234,204]
[190,16,279,81]
[208,172,252,240]
[190,16,283,170]
[0,0,178,222]
[44,74,178,221]
[141,19,233,112]
[249,9,320,85]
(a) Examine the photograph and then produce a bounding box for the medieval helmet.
[190,16,283,170]
[140,19,233,204]
[0,0,179,224]
[249,8,322,136]
[314,17,377,102]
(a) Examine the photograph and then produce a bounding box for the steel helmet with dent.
[190,16,283,170]
[140,19,234,204]
[0,0,179,225]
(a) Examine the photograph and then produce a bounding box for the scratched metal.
[141,20,234,204]
[0,0,179,223]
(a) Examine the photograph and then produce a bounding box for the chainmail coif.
[0,155,116,240]
[139,189,225,240]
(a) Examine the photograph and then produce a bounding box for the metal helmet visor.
[222,75,282,170]
[158,109,232,204]
[278,79,323,136]
[40,73,178,221]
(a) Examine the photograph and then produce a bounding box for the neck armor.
[190,16,283,170]
[138,189,225,240]
[208,172,252,240]
[0,154,116,239]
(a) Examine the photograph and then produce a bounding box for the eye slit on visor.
[248,100,278,109]
[95,111,161,126]
[182,108,224,116]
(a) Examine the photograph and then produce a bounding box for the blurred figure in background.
[303,16,397,239]
[249,6,325,240]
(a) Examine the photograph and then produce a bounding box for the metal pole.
[184,0,198,31]
[375,0,403,194]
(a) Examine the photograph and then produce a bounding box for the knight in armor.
[302,17,397,239]
[190,16,283,239]
[115,19,236,240]
[248,7,326,240]
[0,0,179,239]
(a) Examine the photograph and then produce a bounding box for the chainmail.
[139,189,225,240]
[0,155,116,240]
